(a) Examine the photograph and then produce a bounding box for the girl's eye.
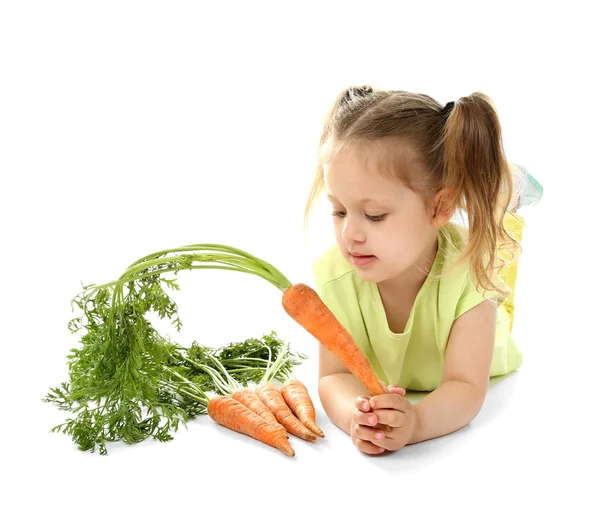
[331,211,386,222]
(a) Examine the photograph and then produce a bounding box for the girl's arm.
[408,298,497,444]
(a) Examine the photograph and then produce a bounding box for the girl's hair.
[304,85,522,299]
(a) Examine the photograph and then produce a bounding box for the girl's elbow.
[469,384,488,420]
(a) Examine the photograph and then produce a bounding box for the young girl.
[303,85,543,455]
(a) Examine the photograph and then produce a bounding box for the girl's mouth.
[351,255,377,267]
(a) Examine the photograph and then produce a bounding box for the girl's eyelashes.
[331,211,387,222]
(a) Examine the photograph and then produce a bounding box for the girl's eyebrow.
[326,194,387,205]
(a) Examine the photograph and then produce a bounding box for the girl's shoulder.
[440,221,469,252]
[437,222,510,305]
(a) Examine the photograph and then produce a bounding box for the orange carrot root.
[208,395,294,457]
[280,379,325,438]
[231,388,288,437]
[281,283,387,396]
[255,382,318,441]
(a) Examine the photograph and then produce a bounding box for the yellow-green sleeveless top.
[311,222,522,391]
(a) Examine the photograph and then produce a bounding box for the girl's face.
[323,143,439,284]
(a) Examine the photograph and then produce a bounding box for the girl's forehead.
[324,142,379,170]
[324,144,411,193]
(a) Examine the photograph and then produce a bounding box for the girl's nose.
[341,218,366,243]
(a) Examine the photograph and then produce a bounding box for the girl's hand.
[368,385,416,452]
[351,382,408,455]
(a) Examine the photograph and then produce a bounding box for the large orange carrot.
[230,388,288,437]
[281,283,387,396]
[207,395,294,457]
[255,382,318,441]
[280,379,325,438]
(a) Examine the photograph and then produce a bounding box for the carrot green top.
[311,222,522,392]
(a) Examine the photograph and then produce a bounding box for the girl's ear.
[431,188,455,227]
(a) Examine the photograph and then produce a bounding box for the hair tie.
[442,101,455,115]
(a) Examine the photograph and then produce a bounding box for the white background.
[1,1,598,508]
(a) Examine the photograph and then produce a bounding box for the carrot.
[207,395,295,457]
[281,283,387,396]
[280,379,325,438]
[231,387,288,437]
[255,382,318,441]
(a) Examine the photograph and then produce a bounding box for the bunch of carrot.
[192,339,323,457]
[208,379,324,457]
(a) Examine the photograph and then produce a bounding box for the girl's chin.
[352,265,385,281]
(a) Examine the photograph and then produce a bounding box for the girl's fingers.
[354,409,378,426]
[370,393,410,412]
[354,424,388,444]
[355,396,371,412]
[379,380,406,396]
[370,435,394,451]
[355,423,393,451]
[378,379,389,393]
[355,438,386,455]
[372,409,405,428]
[387,385,406,396]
